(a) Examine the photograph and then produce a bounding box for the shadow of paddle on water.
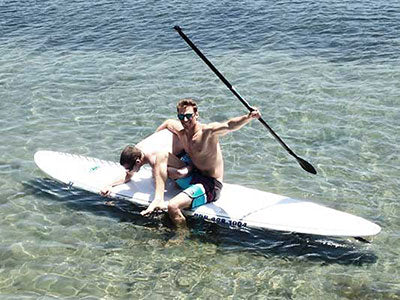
[24,178,378,266]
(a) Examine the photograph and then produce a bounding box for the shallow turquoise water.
[1,0,400,298]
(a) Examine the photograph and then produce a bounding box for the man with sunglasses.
[140,98,261,228]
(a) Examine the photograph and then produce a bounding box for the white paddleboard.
[34,130,381,237]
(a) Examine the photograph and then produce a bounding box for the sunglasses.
[177,113,194,121]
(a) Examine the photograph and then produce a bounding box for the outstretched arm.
[100,172,133,197]
[210,108,261,136]
[140,151,177,216]
[140,151,188,216]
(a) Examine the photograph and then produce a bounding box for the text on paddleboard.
[193,213,247,228]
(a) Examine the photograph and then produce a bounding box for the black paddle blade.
[296,157,317,174]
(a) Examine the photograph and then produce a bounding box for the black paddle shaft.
[173,26,317,175]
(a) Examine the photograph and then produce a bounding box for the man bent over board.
[102,98,260,228]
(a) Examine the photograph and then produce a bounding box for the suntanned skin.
[140,103,261,227]
[100,137,189,198]
[101,101,261,229]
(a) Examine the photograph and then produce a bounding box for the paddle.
[173,26,317,175]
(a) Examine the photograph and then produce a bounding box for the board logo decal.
[89,166,100,172]
[194,213,247,228]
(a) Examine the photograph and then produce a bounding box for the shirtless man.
[140,98,261,228]
[100,134,190,202]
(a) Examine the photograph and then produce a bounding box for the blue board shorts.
[175,153,223,209]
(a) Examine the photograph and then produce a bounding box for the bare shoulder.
[169,120,184,135]
[167,119,183,130]
[158,119,184,134]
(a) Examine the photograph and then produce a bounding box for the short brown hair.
[176,98,198,113]
[120,145,142,170]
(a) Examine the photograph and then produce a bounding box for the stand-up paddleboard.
[34,130,381,238]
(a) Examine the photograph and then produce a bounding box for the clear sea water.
[1,0,400,298]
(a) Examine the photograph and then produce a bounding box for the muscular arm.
[141,151,181,216]
[209,109,261,136]
[100,172,133,196]
[156,119,183,135]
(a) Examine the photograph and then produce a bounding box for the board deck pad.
[34,130,381,237]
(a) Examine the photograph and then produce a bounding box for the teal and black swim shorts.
[175,152,223,208]
[175,173,223,208]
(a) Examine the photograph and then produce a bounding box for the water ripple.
[1,0,399,298]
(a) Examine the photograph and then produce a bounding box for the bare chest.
[181,132,206,155]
